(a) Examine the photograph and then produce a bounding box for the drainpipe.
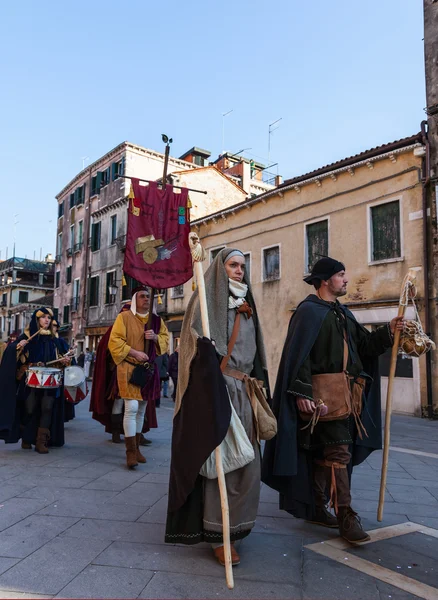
[420,121,434,419]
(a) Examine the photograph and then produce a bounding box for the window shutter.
[112,163,117,181]
[96,172,102,193]
[306,220,328,272]
[120,157,125,176]
[371,201,401,261]
[82,182,87,201]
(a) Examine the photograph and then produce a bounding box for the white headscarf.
[130,291,149,317]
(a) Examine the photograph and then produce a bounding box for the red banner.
[123,180,193,289]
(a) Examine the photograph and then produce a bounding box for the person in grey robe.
[165,248,270,568]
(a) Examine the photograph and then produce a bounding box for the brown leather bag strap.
[343,336,348,372]
[220,312,241,372]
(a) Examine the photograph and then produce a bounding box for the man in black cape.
[261,257,403,544]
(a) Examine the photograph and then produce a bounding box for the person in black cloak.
[0,308,71,452]
[261,257,404,544]
[165,248,270,567]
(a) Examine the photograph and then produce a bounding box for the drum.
[64,366,87,405]
[26,367,63,389]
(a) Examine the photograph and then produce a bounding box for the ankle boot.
[139,433,152,446]
[337,506,370,544]
[35,428,50,454]
[306,465,337,528]
[111,414,123,443]
[125,436,138,469]
[135,433,147,463]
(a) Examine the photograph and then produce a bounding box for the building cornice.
[192,143,422,226]
[91,196,128,219]
[56,142,198,201]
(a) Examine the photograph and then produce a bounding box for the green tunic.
[288,301,392,450]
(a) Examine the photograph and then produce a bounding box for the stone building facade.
[0,256,54,341]
[164,133,430,416]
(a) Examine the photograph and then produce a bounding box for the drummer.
[0,308,71,453]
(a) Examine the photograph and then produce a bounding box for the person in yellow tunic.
[108,287,169,468]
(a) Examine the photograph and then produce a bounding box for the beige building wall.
[165,142,428,414]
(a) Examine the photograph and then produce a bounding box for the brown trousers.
[313,444,351,512]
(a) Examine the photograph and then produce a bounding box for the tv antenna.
[222,109,233,154]
[268,118,282,167]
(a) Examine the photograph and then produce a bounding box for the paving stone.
[386,484,438,505]
[82,470,145,491]
[302,549,419,600]
[37,498,146,521]
[137,472,170,484]
[0,498,52,532]
[0,483,35,503]
[61,518,166,545]
[67,461,117,479]
[0,515,80,559]
[55,565,154,598]
[348,532,438,589]
[6,475,93,489]
[138,571,300,599]
[256,502,295,519]
[0,536,111,595]
[0,557,20,575]
[259,484,279,504]
[17,487,119,504]
[0,466,26,483]
[353,500,438,518]
[137,495,169,524]
[0,591,54,599]
[110,482,168,508]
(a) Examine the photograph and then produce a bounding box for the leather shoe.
[213,545,240,566]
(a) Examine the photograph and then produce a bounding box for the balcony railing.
[115,234,127,251]
[66,247,73,258]
[73,242,83,253]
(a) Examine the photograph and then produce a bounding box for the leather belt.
[223,366,247,381]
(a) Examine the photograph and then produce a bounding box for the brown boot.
[307,465,338,528]
[138,433,152,446]
[111,414,123,444]
[21,440,32,450]
[135,433,147,463]
[337,506,370,544]
[35,428,50,454]
[125,436,138,469]
[213,544,240,566]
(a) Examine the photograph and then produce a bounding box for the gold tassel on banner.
[157,293,163,305]
[128,184,135,199]
[192,278,196,291]
[122,275,127,287]
[187,194,193,209]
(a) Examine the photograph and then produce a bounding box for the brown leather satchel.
[300,337,351,423]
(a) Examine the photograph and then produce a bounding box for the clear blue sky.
[0,0,425,260]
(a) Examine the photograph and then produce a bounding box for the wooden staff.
[377,269,416,521]
[189,233,234,590]
[17,328,42,354]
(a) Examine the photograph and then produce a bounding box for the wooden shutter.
[306,220,328,272]
[371,201,401,261]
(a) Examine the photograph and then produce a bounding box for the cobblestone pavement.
[0,395,437,599]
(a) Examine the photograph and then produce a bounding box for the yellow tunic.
[108,311,169,401]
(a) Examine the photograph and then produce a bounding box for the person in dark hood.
[262,257,403,544]
[165,248,270,567]
[0,308,71,452]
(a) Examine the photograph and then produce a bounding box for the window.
[370,200,401,262]
[243,253,251,282]
[72,279,80,311]
[210,246,225,263]
[89,276,99,307]
[66,266,72,284]
[91,222,101,252]
[106,271,116,304]
[70,225,75,249]
[172,285,184,298]
[78,220,84,246]
[262,245,280,282]
[69,193,75,209]
[55,271,60,288]
[112,158,125,181]
[75,183,86,206]
[306,219,328,273]
[122,274,141,301]
[110,215,117,245]
[2,293,7,306]
[38,273,44,286]
[63,305,70,324]
[18,291,28,303]
[58,201,64,219]
[57,233,63,255]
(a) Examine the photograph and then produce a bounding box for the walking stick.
[377,269,417,521]
[189,233,234,590]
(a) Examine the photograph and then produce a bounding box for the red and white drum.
[26,367,63,389]
[64,366,87,405]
